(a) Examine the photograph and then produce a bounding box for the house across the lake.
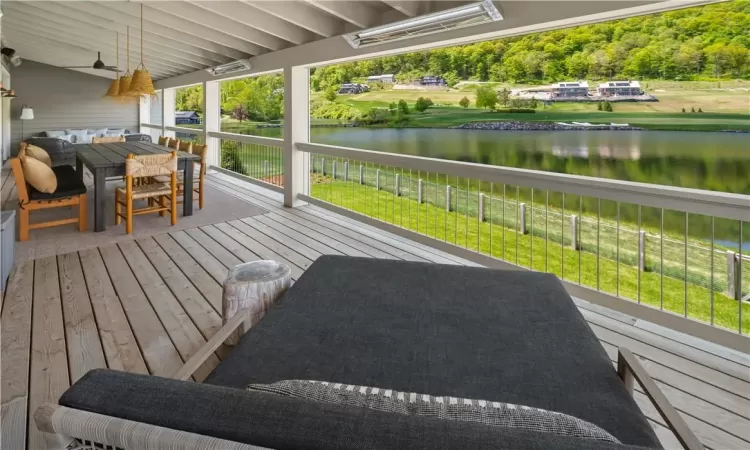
[418,75,447,86]
[551,81,589,98]
[338,83,368,94]
[367,74,396,83]
[597,80,643,96]
[174,110,202,124]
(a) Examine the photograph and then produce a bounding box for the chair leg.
[19,208,29,241]
[170,192,177,226]
[199,176,204,209]
[126,195,133,234]
[159,196,166,217]
[115,190,122,225]
[78,194,87,232]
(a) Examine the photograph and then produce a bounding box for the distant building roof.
[598,80,641,88]
[175,111,199,118]
[552,81,589,88]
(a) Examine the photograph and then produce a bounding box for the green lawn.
[316,80,750,131]
[311,178,750,333]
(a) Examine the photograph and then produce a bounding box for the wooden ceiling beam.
[244,0,343,38]
[147,1,288,52]
[188,1,317,46]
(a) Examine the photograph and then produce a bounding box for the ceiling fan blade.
[63,66,94,69]
[103,67,119,72]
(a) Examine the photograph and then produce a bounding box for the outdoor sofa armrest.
[173,308,251,380]
[617,348,703,450]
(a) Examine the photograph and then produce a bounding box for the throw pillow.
[247,380,620,444]
[91,128,108,137]
[20,155,57,193]
[105,133,123,138]
[45,130,66,138]
[65,129,89,144]
[58,135,73,143]
[108,128,126,135]
[24,144,52,167]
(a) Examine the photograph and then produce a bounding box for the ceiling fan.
[63,52,118,72]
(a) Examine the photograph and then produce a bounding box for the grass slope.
[311,179,750,333]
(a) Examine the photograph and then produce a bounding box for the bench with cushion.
[10,144,87,240]
[35,256,700,449]
[24,128,133,166]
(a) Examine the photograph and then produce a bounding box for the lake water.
[304,128,750,194]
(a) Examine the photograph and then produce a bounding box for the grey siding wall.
[10,60,139,150]
[150,90,163,126]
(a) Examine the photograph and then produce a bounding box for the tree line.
[310,0,749,89]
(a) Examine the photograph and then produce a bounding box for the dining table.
[76,141,201,232]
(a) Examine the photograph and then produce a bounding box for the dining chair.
[92,135,126,144]
[178,141,193,154]
[158,136,170,146]
[115,151,178,234]
[11,144,87,240]
[167,139,181,151]
[153,143,208,209]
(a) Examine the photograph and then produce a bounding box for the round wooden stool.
[222,260,292,345]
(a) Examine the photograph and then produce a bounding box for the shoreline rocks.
[452,121,643,131]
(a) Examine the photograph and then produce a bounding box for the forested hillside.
[310,0,750,90]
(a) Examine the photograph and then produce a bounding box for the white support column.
[138,96,150,134]
[204,80,220,167]
[163,87,176,139]
[283,66,310,207]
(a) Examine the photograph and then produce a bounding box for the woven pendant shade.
[126,3,156,98]
[127,66,156,97]
[118,74,132,95]
[104,78,120,98]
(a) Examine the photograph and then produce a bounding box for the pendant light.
[127,2,156,97]
[104,31,121,98]
[118,26,133,97]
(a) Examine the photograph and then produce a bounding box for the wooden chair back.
[178,141,193,153]
[191,144,208,163]
[9,156,29,205]
[125,151,178,179]
[158,136,170,146]
[167,139,181,150]
[92,136,126,144]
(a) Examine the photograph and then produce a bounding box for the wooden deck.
[1,172,748,450]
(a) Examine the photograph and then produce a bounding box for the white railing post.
[203,80,220,167]
[727,251,739,300]
[359,165,364,184]
[138,96,150,134]
[446,185,452,211]
[519,203,527,235]
[162,88,176,139]
[344,161,349,181]
[376,169,381,190]
[479,193,486,222]
[418,179,423,204]
[394,174,401,196]
[639,231,647,272]
[571,215,579,250]
[284,66,309,207]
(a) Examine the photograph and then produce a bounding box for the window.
[219,74,283,138]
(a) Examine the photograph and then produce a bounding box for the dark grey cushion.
[125,133,153,142]
[206,256,660,448]
[60,369,657,450]
[24,137,75,166]
[28,165,86,200]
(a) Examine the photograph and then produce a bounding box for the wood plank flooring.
[1,172,748,450]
